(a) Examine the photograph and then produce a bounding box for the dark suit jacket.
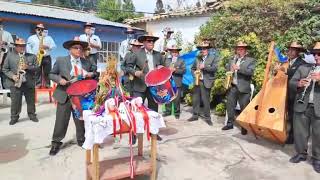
[2,51,38,88]
[49,56,96,104]
[226,56,255,93]
[165,57,186,87]
[127,48,164,92]
[289,64,320,117]
[192,54,218,89]
[287,57,306,100]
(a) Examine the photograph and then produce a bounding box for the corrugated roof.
[0,1,129,28]
[124,0,223,24]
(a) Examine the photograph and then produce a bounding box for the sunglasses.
[71,46,83,50]
[145,40,154,43]
[313,53,320,56]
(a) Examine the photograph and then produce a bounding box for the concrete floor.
[0,94,319,180]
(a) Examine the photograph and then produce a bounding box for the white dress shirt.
[79,34,102,54]
[70,56,83,77]
[309,66,320,103]
[232,57,244,85]
[26,34,56,56]
[146,49,154,71]
[154,37,177,53]
[119,38,131,60]
[0,30,14,46]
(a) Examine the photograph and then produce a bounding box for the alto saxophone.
[37,32,45,65]
[194,58,201,86]
[15,53,27,88]
[225,71,233,90]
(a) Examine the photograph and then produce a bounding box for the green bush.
[215,103,226,116]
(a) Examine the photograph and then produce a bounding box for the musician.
[154,27,177,55]
[2,38,39,125]
[49,38,96,156]
[121,39,143,95]
[288,42,320,173]
[0,19,14,89]
[202,37,218,57]
[163,45,186,119]
[275,42,306,144]
[26,23,56,88]
[188,42,218,126]
[119,27,136,63]
[222,42,256,134]
[79,22,102,65]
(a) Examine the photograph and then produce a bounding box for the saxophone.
[225,71,233,90]
[36,32,45,65]
[15,53,27,88]
[194,58,201,86]
[84,34,91,57]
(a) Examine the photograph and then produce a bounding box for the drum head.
[145,67,173,87]
[66,79,97,96]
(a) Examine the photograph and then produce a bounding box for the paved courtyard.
[0,94,319,180]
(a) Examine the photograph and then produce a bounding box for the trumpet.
[15,53,27,88]
[297,66,316,104]
[194,65,201,86]
[225,71,234,90]
[36,31,45,65]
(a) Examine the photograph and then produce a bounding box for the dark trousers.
[52,98,85,144]
[123,76,133,96]
[165,87,181,116]
[133,88,158,112]
[0,72,7,89]
[10,85,36,121]
[36,56,52,87]
[293,104,320,160]
[226,85,251,125]
[192,81,211,118]
[287,94,295,139]
[88,53,98,65]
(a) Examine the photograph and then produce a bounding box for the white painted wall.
[146,15,211,46]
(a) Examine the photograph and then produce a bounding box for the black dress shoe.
[222,124,233,130]
[289,154,307,163]
[77,140,84,147]
[175,115,180,119]
[187,117,198,122]
[131,134,137,145]
[9,120,18,125]
[241,127,248,135]
[156,135,163,141]
[205,119,213,126]
[30,117,39,122]
[312,160,320,173]
[162,112,171,117]
[49,142,62,156]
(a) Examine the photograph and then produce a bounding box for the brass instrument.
[194,59,201,86]
[84,34,91,57]
[224,71,233,89]
[36,31,45,65]
[15,53,27,88]
[0,25,9,66]
[297,66,316,104]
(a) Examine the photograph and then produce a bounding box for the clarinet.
[297,65,316,104]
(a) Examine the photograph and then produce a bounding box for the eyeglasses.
[314,53,320,56]
[71,46,83,50]
[145,40,154,43]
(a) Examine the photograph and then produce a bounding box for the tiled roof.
[124,0,223,24]
[0,1,129,28]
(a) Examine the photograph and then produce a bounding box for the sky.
[132,0,156,13]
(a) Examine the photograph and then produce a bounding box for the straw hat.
[138,32,159,43]
[13,38,27,46]
[162,27,174,34]
[235,41,249,48]
[309,42,320,54]
[130,39,143,46]
[167,44,182,51]
[287,42,305,51]
[63,36,88,49]
[35,23,45,29]
[196,42,212,49]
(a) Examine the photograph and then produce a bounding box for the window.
[98,41,120,63]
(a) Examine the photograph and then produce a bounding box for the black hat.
[84,22,95,28]
[137,32,159,43]
[63,36,88,49]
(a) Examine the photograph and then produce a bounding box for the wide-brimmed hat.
[13,38,27,46]
[167,44,182,51]
[125,27,135,34]
[309,42,320,54]
[130,39,143,46]
[196,42,212,49]
[84,22,95,28]
[287,42,305,51]
[63,36,88,49]
[138,32,159,43]
[234,41,250,48]
[35,23,45,29]
[162,27,174,34]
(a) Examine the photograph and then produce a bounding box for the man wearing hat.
[2,38,39,125]
[121,39,143,96]
[79,22,102,66]
[188,42,218,126]
[48,38,96,156]
[163,45,186,119]
[222,42,256,133]
[0,18,14,89]
[288,42,320,173]
[119,27,136,63]
[26,23,56,88]
[154,27,177,55]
